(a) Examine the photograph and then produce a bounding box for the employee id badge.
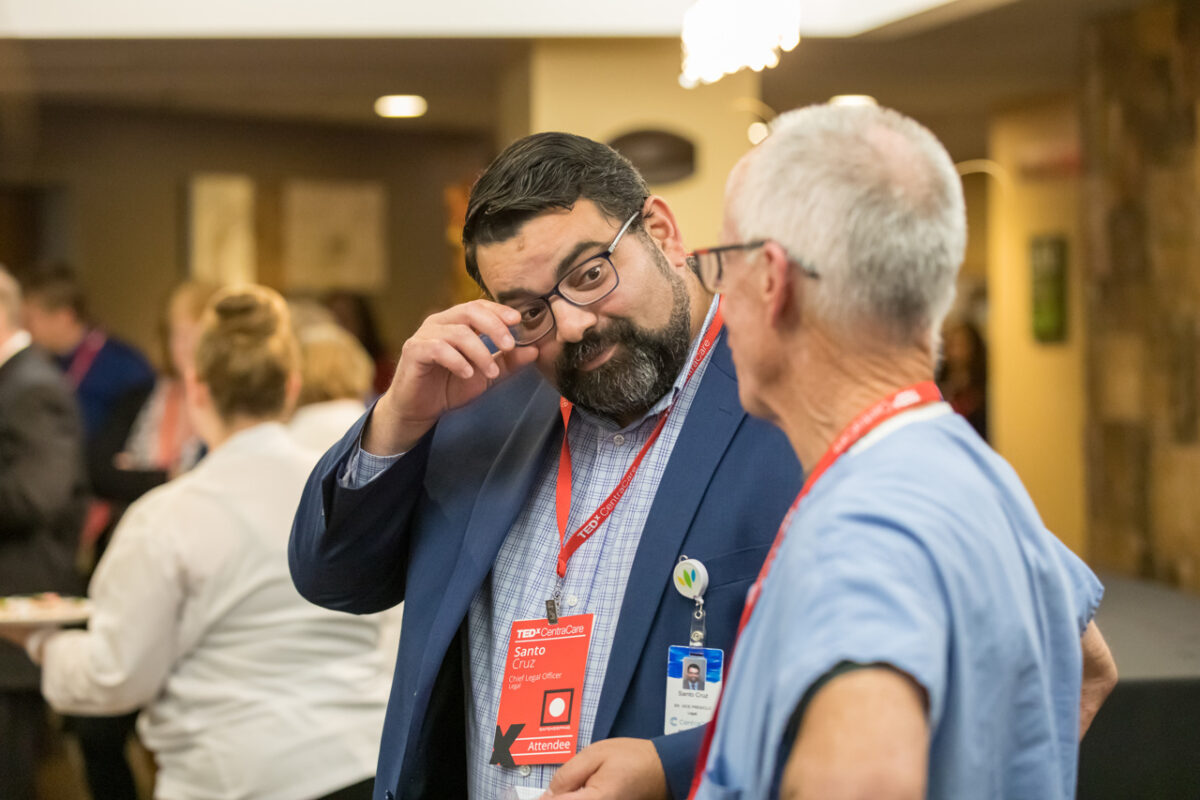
[664,645,724,734]
[492,614,593,767]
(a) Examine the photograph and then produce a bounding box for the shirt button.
[612,434,625,445]
[566,595,579,608]
[385,793,395,800]
[519,765,532,777]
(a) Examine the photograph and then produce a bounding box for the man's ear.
[760,241,798,329]
[640,196,688,268]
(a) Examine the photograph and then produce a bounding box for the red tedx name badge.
[491,614,594,767]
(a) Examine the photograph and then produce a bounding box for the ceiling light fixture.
[829,94,878,106]
[374,95,428,119]
[680,0,800,89]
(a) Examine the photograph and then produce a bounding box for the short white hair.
[731,104,966,347]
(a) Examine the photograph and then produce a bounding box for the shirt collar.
[207,420,292,461]
[289,399,366,427]
[849,401,953,455]
[0,330,32,371]
[573,294,721,434]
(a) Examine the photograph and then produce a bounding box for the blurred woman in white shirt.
[287,318,402,674]
[288,321,374,454]
[16,286,389,800]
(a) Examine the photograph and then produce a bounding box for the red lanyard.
[688,380,943,799]
[553,306,724,579]
[65,329,106,389]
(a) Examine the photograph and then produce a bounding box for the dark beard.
[556,276,692,423]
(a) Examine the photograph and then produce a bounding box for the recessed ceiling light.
[374,95,428,119]
[829,94,878,106]
[747,121,770,145]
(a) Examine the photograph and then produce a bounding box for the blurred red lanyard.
[553,307,724,579]
[66,329,106,389]
[688,379,943,799]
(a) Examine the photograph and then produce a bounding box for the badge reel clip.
[546,578,563,624]
[673,556,709,648]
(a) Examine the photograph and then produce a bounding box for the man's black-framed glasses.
[686,241,820,293]
[506,211,639,346]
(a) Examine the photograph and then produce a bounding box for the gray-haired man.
[690,104,1117,800]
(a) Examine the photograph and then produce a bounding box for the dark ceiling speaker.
[607,129,696,185]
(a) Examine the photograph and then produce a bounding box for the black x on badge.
[490,723,525,768]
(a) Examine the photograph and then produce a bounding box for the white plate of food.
[0,593,92,626]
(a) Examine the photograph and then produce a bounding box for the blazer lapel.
[431,376,562,636]
[591,334,746,740]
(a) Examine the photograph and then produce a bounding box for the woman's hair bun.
[195,285,299,423]
[211,290,281,340]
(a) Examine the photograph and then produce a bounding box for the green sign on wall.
[1031,235,1068,343]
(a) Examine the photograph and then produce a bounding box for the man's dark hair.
[462,132,650,290]
[23,262,87,320]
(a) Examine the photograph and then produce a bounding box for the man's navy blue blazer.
[289,334,802,800]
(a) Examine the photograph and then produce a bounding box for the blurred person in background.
[0,265,86,800]
[22,263,158,560]
[288,317,375,453]
[288,316,403,674]
[112,280,221,488]
[67,279,218,799]
[935,317,988,440]
[22,263,152,800]
[689,103,1116,800]
[4,285,390,800]
[22,263,155,445]
[287,296,337,335]
[323,289,394,397]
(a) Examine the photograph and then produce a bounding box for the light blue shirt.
[345,298,720,799]
[696,404,1103,800]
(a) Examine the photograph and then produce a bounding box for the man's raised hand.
[363,300,538,455]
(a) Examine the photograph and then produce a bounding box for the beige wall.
[0,104,492,360]
[987,98,1087,555]
[520,39,760,247]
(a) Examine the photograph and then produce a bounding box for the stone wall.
[1083,0,1200,591]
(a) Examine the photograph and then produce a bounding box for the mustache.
[558,320,633,371]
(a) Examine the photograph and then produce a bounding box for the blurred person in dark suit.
[0,265,86,800]
[21,263,153,800]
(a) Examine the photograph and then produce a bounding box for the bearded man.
[290,132,802,800]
